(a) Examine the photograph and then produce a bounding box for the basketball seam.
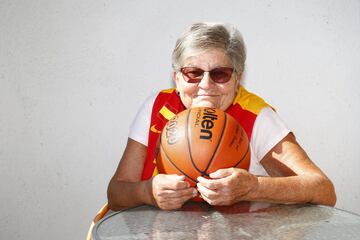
[160,138,197,184]
[187,108,203,174]
[233,144,250,168]
[203,111,227,175]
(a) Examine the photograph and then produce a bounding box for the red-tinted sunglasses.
[180,67,234,84]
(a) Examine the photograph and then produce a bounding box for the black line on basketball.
[160,140,197,184]
[203,111,227,173]
[233,144,250,168]
[187,108,203,174]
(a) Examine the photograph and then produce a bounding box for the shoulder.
[153,88,177,104]
[140,88,176,111]
[137,88,179,118]
[158,88,177,94]
[233,86,273,115]
[128,93,157,146]
[251,107,291,161]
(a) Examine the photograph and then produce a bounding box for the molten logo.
[166,116,178,145]
[200,108,218,140]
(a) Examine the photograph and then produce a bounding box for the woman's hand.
[197,168,258,206]
[151,174,198,210]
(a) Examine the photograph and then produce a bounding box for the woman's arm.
[196,133,336,206]
[107,138,197,211]
[107,138,153,210]
[254,133,336,205]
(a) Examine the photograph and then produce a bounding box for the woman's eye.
[211,71,226,78]
[188,70,203,77]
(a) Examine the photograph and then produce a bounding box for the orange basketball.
[157,107,250,187]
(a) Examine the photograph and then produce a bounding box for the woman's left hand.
[196,168,259,206]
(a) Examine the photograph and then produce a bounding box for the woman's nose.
[198,72,214,89]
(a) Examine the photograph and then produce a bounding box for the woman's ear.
[172,71,178,82]
[172,71,181,88]
[235,72,242,88]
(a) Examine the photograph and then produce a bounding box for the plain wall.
[1,0,359,239]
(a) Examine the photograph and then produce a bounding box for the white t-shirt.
[129,94,291,176]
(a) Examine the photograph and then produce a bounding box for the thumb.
[168,174,185,180]
[209,168,234,179]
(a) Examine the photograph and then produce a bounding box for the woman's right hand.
[151,174,198,210]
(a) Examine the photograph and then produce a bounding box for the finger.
[156,187,197,199]
[197,184,234,206]
[167,174,186,180]
[197,176,225,190]
[197,183,220,200]
[171,187,198,198]
[209,168,234,179]
[197,185,219,205]
[159,189,197,210]
[199,194,220,206]
[161,175,190,190]
[174,188,198,201]
[170,180,190,190]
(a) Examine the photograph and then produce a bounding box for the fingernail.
[193,189,198,196]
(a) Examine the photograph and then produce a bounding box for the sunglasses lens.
[210,68,233,83]
[180,67,204,83]
[180,67,233,83]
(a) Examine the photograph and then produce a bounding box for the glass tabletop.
[93,202,360,240]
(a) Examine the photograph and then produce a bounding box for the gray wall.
[1,0,359,239]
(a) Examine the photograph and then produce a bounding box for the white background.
[1,0,359,239]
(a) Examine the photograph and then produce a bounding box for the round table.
[92,202,360,239]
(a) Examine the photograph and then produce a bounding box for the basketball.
[156,107,250,187]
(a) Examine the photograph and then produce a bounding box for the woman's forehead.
[182,48,232,67]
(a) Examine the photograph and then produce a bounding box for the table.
[92,201,360,239]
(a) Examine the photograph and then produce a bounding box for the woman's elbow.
[324,180,337,206]
[312,175,337,206]
[107,179,121,211]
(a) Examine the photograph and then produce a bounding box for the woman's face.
[173,49,241,110]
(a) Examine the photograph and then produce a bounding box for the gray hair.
[171,22,246,73]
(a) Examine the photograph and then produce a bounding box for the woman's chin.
[190,101,219,109]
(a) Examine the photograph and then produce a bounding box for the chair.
[86,203,109,240]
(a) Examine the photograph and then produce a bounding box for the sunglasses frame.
[179,67,235,84]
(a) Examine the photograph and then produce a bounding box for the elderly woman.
[107,22,336,211]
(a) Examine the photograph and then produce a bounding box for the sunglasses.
[180,67,234,84]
